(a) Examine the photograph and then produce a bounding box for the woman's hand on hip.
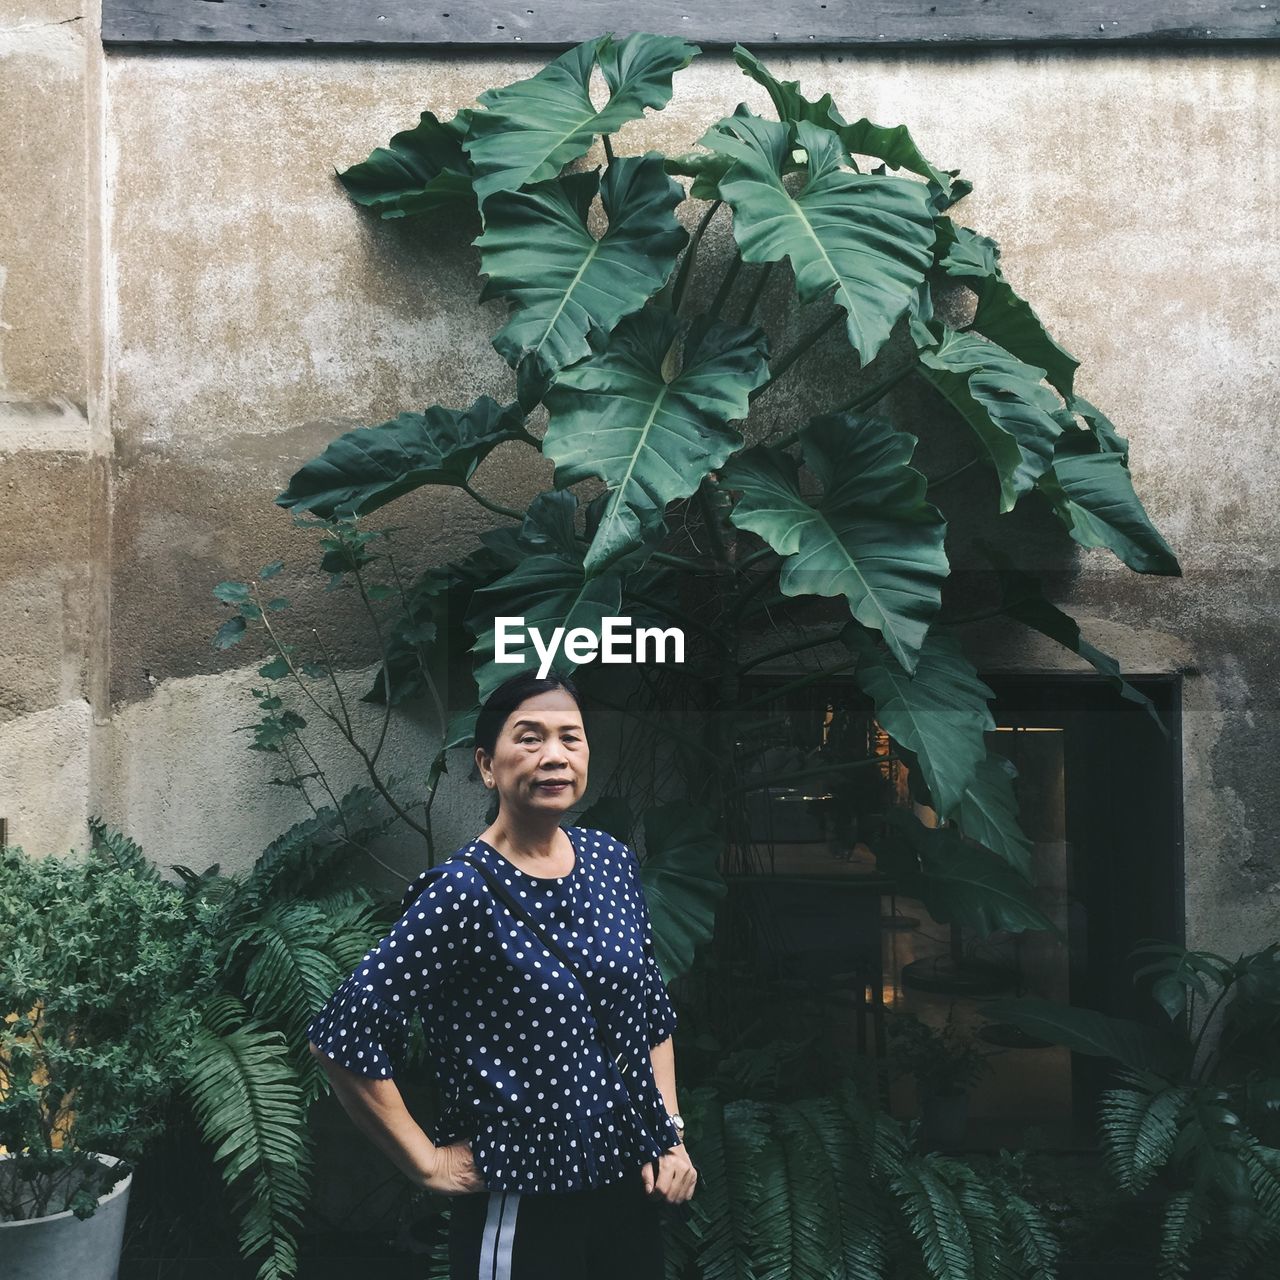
[641,1144,698,1204]
[422,1140,488,1196]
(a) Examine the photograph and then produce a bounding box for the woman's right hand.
[423,1140,488,1196]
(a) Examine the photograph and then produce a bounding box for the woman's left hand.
[641,1144,698,1204]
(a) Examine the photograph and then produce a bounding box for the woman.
[307,670,697,1279]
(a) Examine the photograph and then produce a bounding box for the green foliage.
[0,825,221,1220]
[255,31,1180,958]
[988,940,1280,1277]
[206,33,1190,1277]
[644,1076,1057,1280]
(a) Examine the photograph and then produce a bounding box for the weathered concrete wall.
[0,12,1276,951]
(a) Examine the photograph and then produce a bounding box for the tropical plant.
[203,29,1184,1276]
[0,826,218,1222]
[667,1072,1055,1280]
[986,940,1280,1279]
[213,30,1177,941]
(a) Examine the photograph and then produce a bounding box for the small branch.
[750,309,844,405]
[461,481,525,521]
[671,199,722,316]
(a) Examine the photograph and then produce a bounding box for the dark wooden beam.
[101,1,1280,49]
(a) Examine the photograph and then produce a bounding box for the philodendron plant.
[214,31,1182,939]
[200,31,1183,1280]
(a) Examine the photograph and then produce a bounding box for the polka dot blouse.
[306,825,681,1195]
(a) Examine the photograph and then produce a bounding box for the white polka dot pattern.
[306,826,681,1193]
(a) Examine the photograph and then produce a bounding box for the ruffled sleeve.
[307,861,486,1079]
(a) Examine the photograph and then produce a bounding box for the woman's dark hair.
[473,670,586,757]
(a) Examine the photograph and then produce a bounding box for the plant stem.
[602,134,615,164]
[461,481,524,522]
[671,200,722,316]
[648,549,715,574]
[768,357,919,449]
[749,309,843,405]
[696,477,730,566]
[1190,980,1234,1082]
[708,250,743,320]
[730,656,859,718]
[937,606,1005,627]
[738,261,775,327]
[734,546,778,574]
[388,554,448,739]
[350,562,396,768]
[928,457,980,489]
[737,628,847,675]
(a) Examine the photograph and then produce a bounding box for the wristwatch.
[669,1112,685,1139]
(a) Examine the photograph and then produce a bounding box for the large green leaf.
[955,752,1034,879]
[275,396,532,518]
[937,221,1080,397]
[475,154,687,376]
[722,414,949,674]
[845,626,996,821]
[978,539,1169,736]
[637,800,728,982]
[337,110,475,220]
[1036,432,1181,575]
[874,810,1054,938]
[466,554,624,699]
[733,44,966,203]
[700,111,937,365]
[915,322,1065,513]
[463,33,700,208]
[981,997,1188,1077]
[543,308,770,576]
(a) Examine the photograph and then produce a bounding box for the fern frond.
[87,817,153,876]
[792,1095,889,1280]
[240,784,388,911]
[772,1102,842,1280]
[997,1192,1059,1280]
[1100,1070,1189,1192]
[181,1012,311,1280]
[889,1154,975,1280]
[236,901,349,1039]
[688,1089,757,1280]
[751,1105,794,1280]
[1159,1188,1205,1280]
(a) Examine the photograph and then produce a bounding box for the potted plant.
[886,1006,993,1148]
[0,824,219,1280]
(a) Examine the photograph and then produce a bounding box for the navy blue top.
[306,825,680,1194]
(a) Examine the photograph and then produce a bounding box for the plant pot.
[922,1090,969,1149]
[0,1152,133,1280]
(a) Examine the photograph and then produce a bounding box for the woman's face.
[475,689,589,820]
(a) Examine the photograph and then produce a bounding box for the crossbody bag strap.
[455,851,630,1075]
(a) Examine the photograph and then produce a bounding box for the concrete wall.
[1,6,1277,949]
